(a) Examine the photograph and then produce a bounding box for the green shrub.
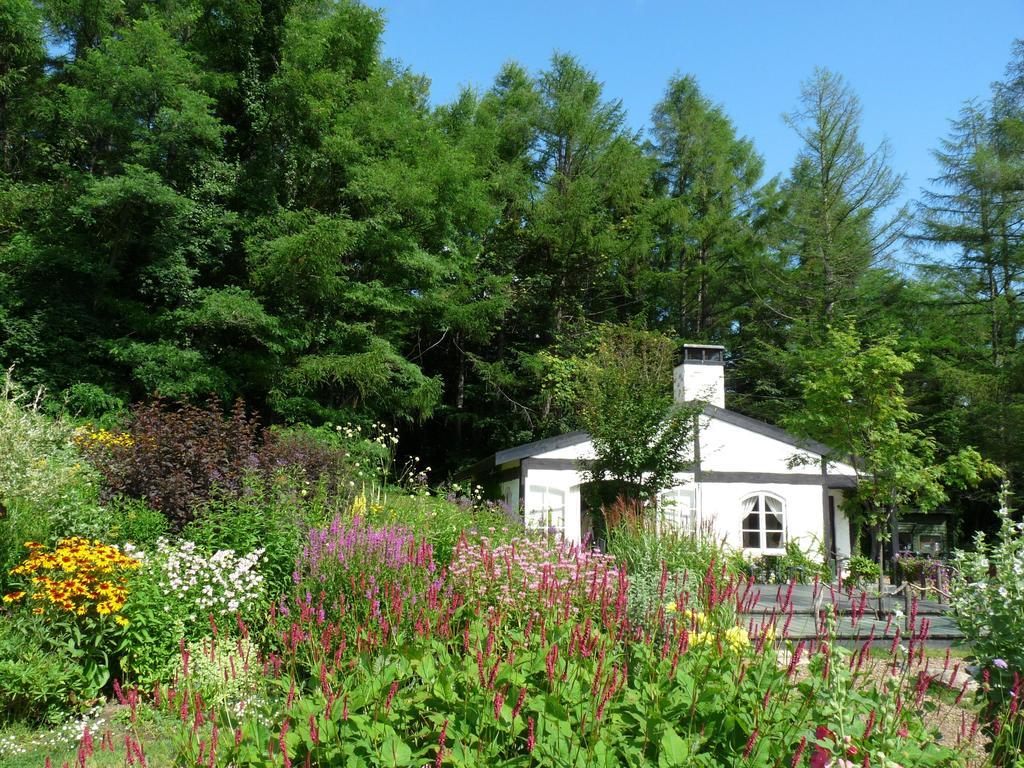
[606,511,728,579]
[184,478,310,597]
[751,540,830,584]
[170,636,264,710]
[625,568,695,625]
[103,497,170,549]
[366,491,517,566]
[844,554,881,589]
[0,614,88,725]
[120,565,184,685]
[0,374,108,593]
[950,487,1024,762]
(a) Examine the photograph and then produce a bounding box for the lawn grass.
[0,706,179,768]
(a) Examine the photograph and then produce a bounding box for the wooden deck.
[738,582,966,647]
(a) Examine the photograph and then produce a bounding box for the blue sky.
[376,1,1022,217]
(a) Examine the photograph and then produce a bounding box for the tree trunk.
[876,520,886,616]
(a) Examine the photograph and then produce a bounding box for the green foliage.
[101,498,169,549]
[844,555,881,590]
[119,564,181,686]
[0,373,108,592]
[751,539,830,584]
[0,615,87,725]
[606,514,727,581]
[648,74,768,341]
[556,324,701,498]
[786,325,997,555]
[184,481,309,598]
[365,490,515,567]
[950,485,1024,703]
[156,537,966,768]
[0,0,1019,507]
[170,637,264,711]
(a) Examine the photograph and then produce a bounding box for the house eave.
[493,430,590,465]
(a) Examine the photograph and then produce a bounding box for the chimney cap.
[678,344,725,365]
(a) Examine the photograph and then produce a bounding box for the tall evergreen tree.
[736,69,909,425]
[646,74,768,342]
[917,65,1024,482]
[779,68,908,334]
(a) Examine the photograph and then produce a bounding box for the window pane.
[750,497,759,512]
[743,531,761,548]
[765,496,783,514]
[742,513,760,530]
[766,532,783,549]
[765,512,783,531]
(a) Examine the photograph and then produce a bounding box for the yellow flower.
[2,591,25,603]
[725,626,751,653]
[664,601,677,614]
[114,615,130,627]
[683,608,707,627]
[691,631,714,647]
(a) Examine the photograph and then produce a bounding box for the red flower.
[810,745,831,768]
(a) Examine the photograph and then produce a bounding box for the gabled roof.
[494,430,590,465]
[467,404,841,476]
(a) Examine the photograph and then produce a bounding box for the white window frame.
[657,487,696,534]
[740,492,786,553]
[525,485,566,537]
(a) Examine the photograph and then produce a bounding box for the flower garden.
[1,376,1023,767]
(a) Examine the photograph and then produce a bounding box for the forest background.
[2,0,1022,533]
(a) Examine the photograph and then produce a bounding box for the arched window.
[741,493,785,551]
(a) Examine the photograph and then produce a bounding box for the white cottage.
[474,345,857,564]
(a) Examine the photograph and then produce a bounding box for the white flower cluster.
[155,538,265,617]
[0,705,105,757]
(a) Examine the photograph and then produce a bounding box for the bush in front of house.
[843,554,881,590]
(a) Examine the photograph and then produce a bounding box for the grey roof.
[494,430,590,465]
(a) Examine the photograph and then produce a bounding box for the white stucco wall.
[699,482,822,553]
[829,490,853,560]
[700,417,817,473]
[533,442,596,461]
[521,465,586,543]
